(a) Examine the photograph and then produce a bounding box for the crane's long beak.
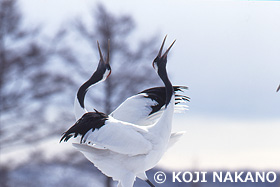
[97,41,105,63]
[157,35,176,58]
[97,40,110,65]
[157,35,167,57]
[163,40,176,58]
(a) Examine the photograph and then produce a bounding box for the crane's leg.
[145,179,155,187]
[137,172,156,187]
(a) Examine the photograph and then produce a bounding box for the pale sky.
[14,0,280,170]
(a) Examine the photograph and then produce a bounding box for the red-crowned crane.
[61,37,187,187]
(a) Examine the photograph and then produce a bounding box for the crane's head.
[153,35,176,73]
[97,40,111,81]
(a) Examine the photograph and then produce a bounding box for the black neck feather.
[158,66,173,107]
[77,71,103,108]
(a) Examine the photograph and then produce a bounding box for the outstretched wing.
[110,86,189,126]
[82,118,152,156]
[61,112,152,156]
[60,111,108,143]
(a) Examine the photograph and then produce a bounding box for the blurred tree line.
[0,0,160,186]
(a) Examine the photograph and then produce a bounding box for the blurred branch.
[0,0,75,150]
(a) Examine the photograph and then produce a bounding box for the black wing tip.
[59,133,72,143]
[139,86,188,94]
[60,112,108,144]
[175,94,191,102]
[174,86,188,92]
[139,86,190,115]
[59,132,66,143]
[174,86,190,102]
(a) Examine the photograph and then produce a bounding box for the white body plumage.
[61,37,186,187]
[73,95,175,186]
